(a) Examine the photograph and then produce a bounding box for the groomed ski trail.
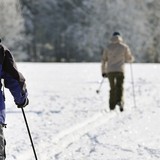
[16,110,118,160]
[52,110,116,145]
[18,110,117,160]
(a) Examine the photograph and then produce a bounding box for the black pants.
[0,125,6,160]
[108,72,124,110]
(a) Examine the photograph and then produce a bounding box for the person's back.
[102,34,133,74]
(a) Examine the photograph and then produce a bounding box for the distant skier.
[0,39,29,159]
[101,32,134,112]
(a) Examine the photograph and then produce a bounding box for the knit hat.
[113,32,120,36]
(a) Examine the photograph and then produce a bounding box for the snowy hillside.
[4,63,160,160]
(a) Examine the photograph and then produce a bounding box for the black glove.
[17,98,29,108]
[102,73,108,78]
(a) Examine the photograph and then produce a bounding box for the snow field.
[3,63,160,160]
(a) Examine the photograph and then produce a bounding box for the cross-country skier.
[101,32,134,112]
[0,39,29,159]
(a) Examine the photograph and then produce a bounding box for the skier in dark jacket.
[0,39,28,159]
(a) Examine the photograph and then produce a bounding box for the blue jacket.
[0,44,28,124]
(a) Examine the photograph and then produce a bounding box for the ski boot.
[117,102,124,112]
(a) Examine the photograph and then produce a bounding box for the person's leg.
[108,73,116,110]
[116,72,124,111]
[0,125,6,160]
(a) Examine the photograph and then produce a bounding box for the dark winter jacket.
[0,43,28,124]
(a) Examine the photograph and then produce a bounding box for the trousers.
[108,72,124,110]
[0,125,6,160]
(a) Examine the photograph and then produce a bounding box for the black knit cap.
[113,32,120,36]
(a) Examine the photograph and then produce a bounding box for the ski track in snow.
[18,110,117,160]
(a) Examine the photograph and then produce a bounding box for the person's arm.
[2,49,28,107]
[125,46,134,63]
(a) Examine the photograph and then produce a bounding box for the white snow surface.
[4,63,160,160]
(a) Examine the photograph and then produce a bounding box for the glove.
[17,98,29,108]
[102,73,108,78]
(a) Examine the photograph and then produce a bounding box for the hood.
[111,35,123,43]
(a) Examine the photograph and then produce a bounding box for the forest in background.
[0,0,160,62]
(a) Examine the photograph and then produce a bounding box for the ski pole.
[130,63,136,107]
[21,108,38,160]
[96,78,105,94]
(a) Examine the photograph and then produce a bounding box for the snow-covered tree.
[0,0,27,60]
[1,0,160,62]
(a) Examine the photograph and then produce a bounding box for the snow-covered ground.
[4,63,160,160]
